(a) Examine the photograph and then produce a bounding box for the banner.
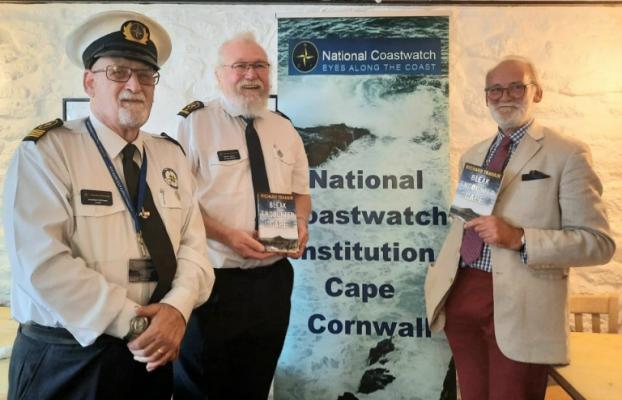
[276,15,452,400]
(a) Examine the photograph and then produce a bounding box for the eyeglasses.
[221,62,270,74]
[485,82,535,101]
[90,65,160,86]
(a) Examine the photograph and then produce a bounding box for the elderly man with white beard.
[2,11,214,400]
[173,32,311,400]
[424,56,615,400]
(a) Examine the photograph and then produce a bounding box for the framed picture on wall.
[269,94,278,112]
[63,98,90,121]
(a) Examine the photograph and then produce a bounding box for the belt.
[20,323,80,345]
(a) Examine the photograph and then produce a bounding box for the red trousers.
[444,268,549,400]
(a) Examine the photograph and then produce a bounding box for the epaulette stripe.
[177,100,204,118]
[23,118,64,142]
[160,132,186,156]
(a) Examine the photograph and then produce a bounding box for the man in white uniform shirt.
[2,11,213,400]
[173,33,311,399]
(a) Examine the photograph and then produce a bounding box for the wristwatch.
[124,316,150,341]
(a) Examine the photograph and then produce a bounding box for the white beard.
[220,93,268,119]
[489,101,533,131]
[118,91,150,128]
[118,107,148,129]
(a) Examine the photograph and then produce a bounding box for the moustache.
[119,91,146,103]
[237,79,264,90]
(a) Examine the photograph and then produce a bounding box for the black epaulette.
[23,118,63,142]
[160,132,186,155]
[177,101,204,118]
[271,110,291,122]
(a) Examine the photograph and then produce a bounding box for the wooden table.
[549,332,622,400]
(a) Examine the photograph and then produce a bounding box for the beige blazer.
[424,122,615,364]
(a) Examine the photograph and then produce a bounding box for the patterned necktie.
[459,135,512,264]
[243,118,271,230]
[122,144,177,303]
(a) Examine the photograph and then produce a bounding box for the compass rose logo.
[291,41,319,73]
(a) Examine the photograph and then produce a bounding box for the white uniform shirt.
[177,99,310,269]
[3,114,214,346]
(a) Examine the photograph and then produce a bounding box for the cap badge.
[121,20,150,45]
[162,168,178,189]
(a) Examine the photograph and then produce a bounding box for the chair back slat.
[569,293,619,333]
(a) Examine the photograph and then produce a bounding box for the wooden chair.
[569,293,619,333]
[545,293,620,400]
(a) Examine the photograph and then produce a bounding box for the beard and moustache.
[488,99,534,132]
[118,90,150,129]
[220,78,269,118]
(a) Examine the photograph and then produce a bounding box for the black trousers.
[174,258,294,400]
[8,325,172,400]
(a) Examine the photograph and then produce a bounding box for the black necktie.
[244,118,270,230]
[122,144,177,303]
[459,135,512,264]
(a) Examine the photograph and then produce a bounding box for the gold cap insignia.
[121,20,150,45]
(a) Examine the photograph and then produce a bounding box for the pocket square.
[521,170,550,181]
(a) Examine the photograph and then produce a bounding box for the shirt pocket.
[207,150,250,195]
[157,189,183,249]
[270,144,295,189]
[73,193,126,217]
[72,193,129,271]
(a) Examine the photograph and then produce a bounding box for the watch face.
[131,316,150,334]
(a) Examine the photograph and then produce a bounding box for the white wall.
[0,3,620,328]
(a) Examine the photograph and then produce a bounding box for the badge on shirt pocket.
[80,189,113,206]
[128,259,157,283]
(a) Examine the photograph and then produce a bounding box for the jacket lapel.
[464,137,494,166]
[498,122,544,195]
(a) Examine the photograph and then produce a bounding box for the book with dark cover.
[450,163,503,221]
[257,192,299,253]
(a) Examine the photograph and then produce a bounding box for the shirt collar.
[495,119,534,145]
[88,110,145,161]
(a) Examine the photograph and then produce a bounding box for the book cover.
[257,192,299,253]
[450,163,503,221]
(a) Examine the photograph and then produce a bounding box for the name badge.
[218,150,241,161]
[128,259,157,283]
[81,189,113,206]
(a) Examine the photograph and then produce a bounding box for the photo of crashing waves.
[276,16,453,400]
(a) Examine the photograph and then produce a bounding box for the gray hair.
[486,55,541,87]
[216,32,266,65]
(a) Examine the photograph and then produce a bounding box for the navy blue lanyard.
[85,117,148,233]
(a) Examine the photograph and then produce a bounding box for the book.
[257,192,299,253]
[449,162,503,221]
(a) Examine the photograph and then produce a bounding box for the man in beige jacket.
[425,56,615,400]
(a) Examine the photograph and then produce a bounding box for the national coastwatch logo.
[291,41,319,73]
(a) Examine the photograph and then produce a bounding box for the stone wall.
[0,3,620,329]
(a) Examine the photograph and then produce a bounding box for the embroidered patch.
[162,168,178,189]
